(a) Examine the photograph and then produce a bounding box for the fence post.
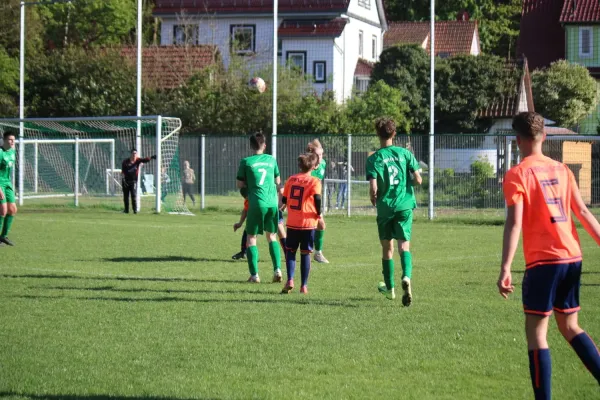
[74,136,79,207]
[155,115,162,213]
[201,134,206,210]
[347,134,352,217]
[34,141,38,194]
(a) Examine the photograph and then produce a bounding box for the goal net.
[0,116,192,215]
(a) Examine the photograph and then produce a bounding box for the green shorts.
[0,183,15,205]
[377,209,413,241]
[246,206,279,235]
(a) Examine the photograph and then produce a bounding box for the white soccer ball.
[249,77,266,93]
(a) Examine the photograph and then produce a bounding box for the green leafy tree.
[0,0,45,57]
[371,45,430,132]
[435,54,518,132]
[532,60,600,129]
[0,48,19,117]
[26,47,136,117]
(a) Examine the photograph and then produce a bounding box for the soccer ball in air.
[249,77,266,93]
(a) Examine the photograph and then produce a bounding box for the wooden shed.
[543,140,592,204]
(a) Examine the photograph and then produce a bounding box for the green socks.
[0,215,12,237]
[268,241,281,271]
[315,230,324,251]
[382,259,395,289]
[247,246,259,276]
[400,251,412,279]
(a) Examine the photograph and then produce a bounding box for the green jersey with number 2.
[0,147,16,186]
[366,146,420,218]
[237,154,280,208]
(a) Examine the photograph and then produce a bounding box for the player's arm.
[233,208,248,232]
[314,180,323,216]
[571,177,600,245]
[0,186,4,201]
[369,178,377,207]
[412,170,423,185]
[497,201,522,299]
[408,153,423,185]
[280,181,290,211]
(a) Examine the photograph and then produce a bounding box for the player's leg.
[396,209,414,306]
[245,207,263,282]
[282,228,300,294]
[277,210,286,250]
[265,207,282,282]
[299,229,315,294]
[0,188,7,246]
[232,230,247,260]
[131,181,138,214]
[122,183,130,213]
[314,217,329,263]
[554,261,600,383]
[0,186,17,246]
[189,185,196,207]
[375,215,395,299]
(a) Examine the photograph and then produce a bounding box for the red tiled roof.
[354,58,373,76]
[384,21,478,56]
[278,19,347,38]
[154,0,350,14]
[479,58,535,119]
[560,0,600,22]
[121,46,219,89]
[517,0,565,70]
[546,127,578,135]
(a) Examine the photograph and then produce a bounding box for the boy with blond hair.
[306,139,329,263]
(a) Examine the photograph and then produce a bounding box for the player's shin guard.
[300,253,311,287]
[400,251,412,279]
[1,215,13,237]
[241,231,248,253]
[247,246,259,276]
[269,241,281,271]
[315,230,324,251]
[286,250,296,280]
[528,349,551,400]
[382,259,394,290]
[570,332,600,384]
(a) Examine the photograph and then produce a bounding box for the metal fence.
[177,134,600,217]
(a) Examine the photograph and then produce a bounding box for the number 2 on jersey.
[257,168,267,186]
[388,165,400,185]
[541,178,567,223]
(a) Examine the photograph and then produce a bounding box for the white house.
[153,0,388,102]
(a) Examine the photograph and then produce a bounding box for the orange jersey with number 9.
[503,154,582,269]
[283,173,322,230]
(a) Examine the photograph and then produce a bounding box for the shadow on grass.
[30,285,273,296]
[0,274,241,284]
[0,392,217,400]
[100,256,237,263]
[8,294,361,308]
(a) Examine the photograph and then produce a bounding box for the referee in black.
[121,149,155,214]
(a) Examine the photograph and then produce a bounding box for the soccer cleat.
[314,251,329,264]
[273,269,283,283]
[247,275,261,283]
[232,251,246,260]
[281,280,294,294]
[401,277,412,307]
[377,282,396,300]
[300,285,308,294]
[0,237,14,246]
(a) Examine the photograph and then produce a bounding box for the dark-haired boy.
[498,111,600,398]
[236,133,282,283]
[366,117,422,305]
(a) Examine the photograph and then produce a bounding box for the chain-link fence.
[176,133,600,217]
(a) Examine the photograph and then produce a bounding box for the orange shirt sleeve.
[283,178,291,200]
[243,199,249,211]
[503,170,524,206]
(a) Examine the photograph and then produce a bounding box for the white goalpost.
[0,115,191,215]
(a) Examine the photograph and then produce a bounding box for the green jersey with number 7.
[237,154,280,208]
[366,146,420,218]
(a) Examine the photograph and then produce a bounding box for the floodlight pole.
[428,0,435,220]
[18,1,25,206]
[135,0,143,212]
[271,0,278,159]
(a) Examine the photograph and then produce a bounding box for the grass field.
[1,208,599,399]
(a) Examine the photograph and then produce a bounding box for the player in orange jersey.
[498,112,600,399]
[280,152,322,294]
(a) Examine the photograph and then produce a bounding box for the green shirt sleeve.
[366,155,377,181]
[273,159,280,178]
[236,159,246,182]
[407,151,420,173]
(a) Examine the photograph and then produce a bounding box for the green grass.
[1,209,599,399]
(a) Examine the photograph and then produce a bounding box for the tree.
[0,0,45,57]
[532,60,600,129]
[371,45,430,132]
[435,54,518,132]
[0,48,19,117]
[26,47,136,117]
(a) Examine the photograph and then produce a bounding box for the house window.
[278,38,282,56]
[579,27,593,58]
[358,30,364,57]
[358,0,370,9]
[230,25,256,55]
[354,76,370,93]
[313,61,326,83]
[438,52,451,59]
[372,35,377,59]
[286,51,307,73]
[173,25,198,45]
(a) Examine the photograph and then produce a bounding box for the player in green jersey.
[236,133,282,283]
[307,139,329,263]
[0,132,17,246]
[366,118,422,305]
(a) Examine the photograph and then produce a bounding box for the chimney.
[457,10,469,21]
